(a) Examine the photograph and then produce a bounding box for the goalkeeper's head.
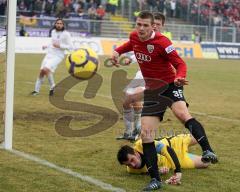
[117,145,142,169]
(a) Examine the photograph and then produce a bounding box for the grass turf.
[0,54,240,191]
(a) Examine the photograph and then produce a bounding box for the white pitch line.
[25,80,240,123]
[0,147,125,192]
[190,111,240,123]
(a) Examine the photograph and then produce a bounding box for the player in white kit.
[116,54,145,141]
[31,18,73,96]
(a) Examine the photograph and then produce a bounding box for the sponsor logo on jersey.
[135,52,151,63]
[147,44,154,53]
[165,45,175,54]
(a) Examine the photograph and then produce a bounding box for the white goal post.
[4,0,17,149]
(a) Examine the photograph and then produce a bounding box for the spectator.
[18,0,27,11]
[179,0,188,20]
[156,0,165,13]
[180,34,189,41]
[73,0,85,16]
[87,0,98,10]
[147,0,157,11]
[55,0,66,18]
[52,0,58,11]
[19,25,29,36]
[95,0,102,7]
[170,0,176,18]
[96,5,105,35]
[140,0,150,11]
[33,0,43,14]
[107,0,118,15]
[0,0,7,16]
[88,5,97,34]
[44,0,54,16]
[163,28,172,40]
[165,0,171,17]
[73,0,84,13]
[192,30,202,43]
[64,0,72,6]
[96,4,105,18]
[186,0,240,28]
[24,0,34,11]
[13,0,239,29]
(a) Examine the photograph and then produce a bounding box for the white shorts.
[40,54,63,73]
[124,70,145,95]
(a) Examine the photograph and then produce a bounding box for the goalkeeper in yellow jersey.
[117,134,210,185]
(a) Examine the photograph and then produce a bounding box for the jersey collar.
[141,30,155,42]
[150,30,156,39]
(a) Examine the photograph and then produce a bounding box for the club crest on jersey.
[147,44,154,53]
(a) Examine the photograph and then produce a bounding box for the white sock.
[34,76,45,93]
[123,109,134,135]
[47,73,55,90]
[134,110,142,134]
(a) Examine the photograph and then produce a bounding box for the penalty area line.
[1,147,125,192]
[190,111,240,123]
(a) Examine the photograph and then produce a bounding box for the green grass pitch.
[0,54,240,192]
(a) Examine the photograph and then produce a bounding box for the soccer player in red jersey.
[112,11,218,191]
[116,12,166,142]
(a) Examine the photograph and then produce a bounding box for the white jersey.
[46,29,73,58]
[40,29,73,73]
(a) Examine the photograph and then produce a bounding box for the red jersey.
[115,31,187,89]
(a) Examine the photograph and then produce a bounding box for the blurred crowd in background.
[0,0,239,28]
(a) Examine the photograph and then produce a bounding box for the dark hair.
[137,11,154,24]
[117,145,135,164]
[153,12,165,26]
[54,18,65,31]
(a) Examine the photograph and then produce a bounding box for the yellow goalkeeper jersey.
[127,134,195,174]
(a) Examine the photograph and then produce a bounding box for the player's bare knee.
[123,99,132,110]
[133,102,142,111]
[39,69,46,77]
[175,111,192,123]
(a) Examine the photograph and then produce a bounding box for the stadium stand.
[5,1,237,28]
[0,1,236,28]
[0,0,239,41]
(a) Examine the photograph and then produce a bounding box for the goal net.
[0,1,16,149]
[0,17,6,144]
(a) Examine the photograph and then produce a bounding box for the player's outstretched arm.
[157,143,182,185]
[109,50,120,67]
[111,41,133,67]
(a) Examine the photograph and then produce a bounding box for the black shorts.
[142,83,187,121]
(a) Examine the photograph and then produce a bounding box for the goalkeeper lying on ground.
[117,134,210,184]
